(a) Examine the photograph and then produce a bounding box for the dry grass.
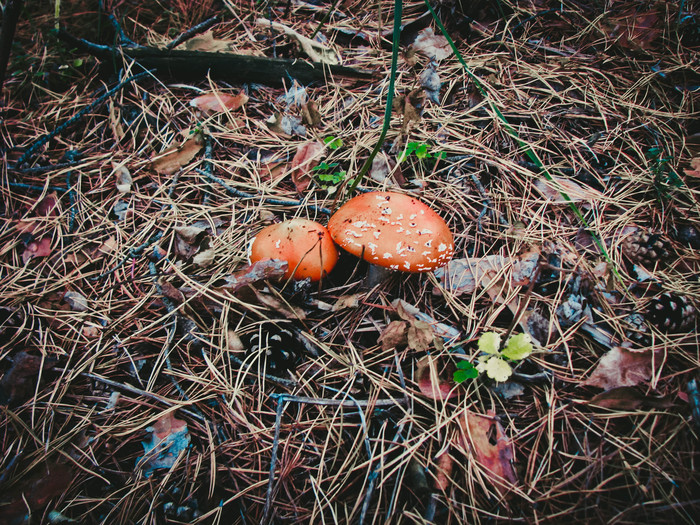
[1,0,699,523]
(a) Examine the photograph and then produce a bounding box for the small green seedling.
[313,161,347,188]
[398,142,446,163]
[647,146,682,197]
[453,331,534,384]
[323,136,343,150]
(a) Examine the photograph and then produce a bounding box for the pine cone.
[622,230,671,267]
[645,293,696,332]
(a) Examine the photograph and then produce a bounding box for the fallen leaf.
[301,100,322,127]
[370,152,405,187]
[421,62,441,103]
[416,355,457,400]
[0,461,74,523]
[193,246,215,268]
[138,412,191,477]
[0,351,57,405]
[683,157,700,178]
[457,410,517,492]
[584,346,659,390]
[411,27,452,62]
[433,450,454,492]
[218,260,289,294]
[36,193,59,216]
[174,225,208,259]
[112,161,132,193]
[257,19,339,65]
[332,293,362,311]
[190,91,249,114]
[589,386,674,410]
[267,113,306,137]
[151,134,204,175]
[250,287,306,320]
[534,176,603,203]
[378,320,408,351]
[22,236,52,264]
[178,30,232,52]
[290,141,324,193]
[604,8,661,50]
[393,88,424,136]
[63,291,88,312]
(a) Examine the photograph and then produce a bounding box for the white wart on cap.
[327,191,454,272]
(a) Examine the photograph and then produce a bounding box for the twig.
[195,168,333,215]
[166,15,220,51]
[261,397,285,525]
[90,230,163,281]
[76,371,206,422]
[13,69,153,167]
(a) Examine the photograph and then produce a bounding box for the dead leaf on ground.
[267,113,306,137]
[257,19,339,65]
[213,260,289,295]
[457,410,518,492]
[112,161,132,193]
[138,412,191,477]
[393,88,424,136]
[249,286,306,320]
[416,355,458,400]
[301,100,322,127]
[584,346,659,390]
[534,176,603,203]
[683,157,700,178]
[588,386,675,411]
[191,91,249,114]
[0,461,74,523]
[379,320,408,351]
[290,141,324,193]
[151,134,204,175]
[410,27,452,62]
[0,351,57,405]
[604,8,661,51]
[332,293,362,311]
[433,450,454,492]
[22,236,52,264]
[177,30,233,52]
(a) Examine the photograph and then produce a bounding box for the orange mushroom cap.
[327,191,454,272]
[249,219,338,281]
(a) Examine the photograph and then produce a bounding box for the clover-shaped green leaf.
[453,360,478,383]
[478,331,501,354]
[501,333,533,360]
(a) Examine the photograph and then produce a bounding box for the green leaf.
[324,136,343,149]
[501,333,533,360]
[478,331,501,354]
[415,143,429,159]
[483,356,512,382]
[456,359,475,370]
[454,367,479,383]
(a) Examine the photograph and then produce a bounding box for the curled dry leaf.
[112,161,132,193]
[178,30,233,52]
[257,19,339,65]
[433,450,454,492]
[22,236,52,264]
[588,386,674,411]
[139,412,191,477]
[290,141,324,193]
[457,410,517,492]
[416,355,458,400]
[411,27,452,62]
[584,346,659,390]
[534,176,603,203]
[64,291,88,312]
[378,320,408,351]
[151,134,204,175]
[190,91,249,114]
[215,259,289,295]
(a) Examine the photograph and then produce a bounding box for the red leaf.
[190,91,249,114]
[290,141,324,193]
[22,236,52,264]
[416,355,457,400]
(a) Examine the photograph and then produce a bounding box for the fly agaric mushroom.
[327,191,454,272]
[249,218,338,281]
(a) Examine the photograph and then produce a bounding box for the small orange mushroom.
[249,218,338,281]
[327,191,454,273]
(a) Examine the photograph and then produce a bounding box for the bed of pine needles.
[1,0,699,523]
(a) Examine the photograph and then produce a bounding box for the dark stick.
[166,15,220,51]
[14,69,153,167]
[0,0,24,90]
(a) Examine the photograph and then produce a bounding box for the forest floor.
[1,0,699,523]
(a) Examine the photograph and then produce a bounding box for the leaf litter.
[1,1,699,523]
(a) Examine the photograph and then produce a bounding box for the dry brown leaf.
[217,260,289,294]
[378,320,408,351]
[179,30,232,52]
[190,91,249,114]
[22,236,52,264]
[411,27,452,62]
[457,410,518,491]
[0,351,57,404]
[683,157,700,178]
[250,287,306,320]
[416,355,457,400]
[589,386,674,410]
[433,450,454,492]
[301,100,322,127]
[534,176,603,202]
[257,19,339,64]
[290,141,324,193]
[584,346,659,390]
[112,161,132,193]
[332,293,362,311]
[152,134,204,175]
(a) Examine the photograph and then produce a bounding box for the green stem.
[346,0,402,197]
[424,1,625,286]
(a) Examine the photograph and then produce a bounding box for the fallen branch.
[56,29,375,86]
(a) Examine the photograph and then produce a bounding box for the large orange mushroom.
[327,191,454,273]
[249,218,338,281]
